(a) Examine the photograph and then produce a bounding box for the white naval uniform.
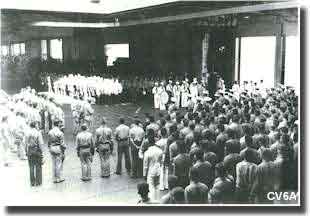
[152,86,160,109]
[158,87,166,111]
[189,83,199,103]
[0,121,11,165]
[180,84,189,108]
[172,85,181,108]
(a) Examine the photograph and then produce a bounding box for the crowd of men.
[134,81,298,204]
[0,78,299,204]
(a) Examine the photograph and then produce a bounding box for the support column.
[274,23,284,85]
[201,32,210,81]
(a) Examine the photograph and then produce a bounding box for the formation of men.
[0,79,299,204]
[71,96,94,135]
[0,87,65,186]
[52,74,123,103]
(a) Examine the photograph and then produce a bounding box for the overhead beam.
[118,1,299,27]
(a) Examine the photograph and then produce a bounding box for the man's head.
[183,119,189,127]
[245,135,253,148]
[189,166,200,183]
[30,121,36,129]
[189,122,195,131]
[177,139,187,154]
[244,148,256,163]
[54,120,61,127]
[134,119,140,125]
[81,123,88,131]
[101,117,106,125]
[160,127,167,138]
[119,118,125,124]
[137,182,149,199]
[171,187,185,204]
[194,148,204,162]
[165,115,171,121]
[215,162,225,178]
[149,116,155,123]
[261,148,273,162]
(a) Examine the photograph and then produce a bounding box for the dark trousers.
[28,154,42,186]
[130,141,143,178]
[48,112,52,130]
[116,143,131,174]
[40,111,45,130]
[236,187,251,203]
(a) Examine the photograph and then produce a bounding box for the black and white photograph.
[0,0,303,208]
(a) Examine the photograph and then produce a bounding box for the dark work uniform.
[25,127,44,186]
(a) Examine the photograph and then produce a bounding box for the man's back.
[76,131,93,147]
[129,125,145,142]
[209,176,234,203]
[193,161,213,187]
[26,128,44,149]
[185,182,209,204]
[173,154,191,177]
[144,145,163,177]
[48,127,64,146]
[236,160,257,190]
[96,126,112,143]
[146,123,160,134]
[115,124,130,140]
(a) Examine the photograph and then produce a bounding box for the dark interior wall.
[26,40,41,58]
[207,29,235,84]
[63,29,106,61]
[101,25,203,80]
[1,10,299,93]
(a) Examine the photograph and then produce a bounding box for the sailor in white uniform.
[189,78,199,103]
[152,82,160,109]
[180,81,188,108]
[158,82,167,111]
[173,81,181,108]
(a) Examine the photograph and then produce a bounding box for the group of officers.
[151,73,227,111]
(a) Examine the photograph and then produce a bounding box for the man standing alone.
[48,119,66,183]
[76,124,94,181]
[115,118,131,175]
